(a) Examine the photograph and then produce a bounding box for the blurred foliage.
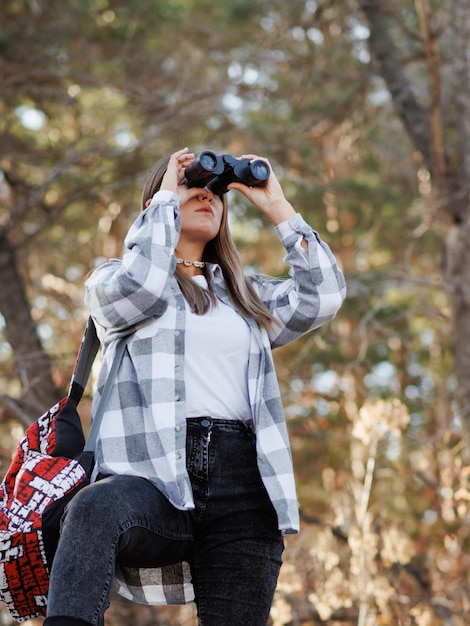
[1,0,468,624]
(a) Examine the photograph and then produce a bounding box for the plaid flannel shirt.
[84,189,346,606]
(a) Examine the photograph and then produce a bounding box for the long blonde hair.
[142,153,275,330]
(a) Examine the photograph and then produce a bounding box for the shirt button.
[175,425,182,432]
[175,395,181,401]
[176,452,182,460]
[175,330,180,336]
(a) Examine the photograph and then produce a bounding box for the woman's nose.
[198,187,213,202]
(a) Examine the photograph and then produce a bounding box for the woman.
[44,148,346,626]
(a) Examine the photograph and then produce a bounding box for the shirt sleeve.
[84,190,180,333]
[252,213,346,349]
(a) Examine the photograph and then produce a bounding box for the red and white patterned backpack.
[0,320,125,622]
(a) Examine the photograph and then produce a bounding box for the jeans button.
[201,418,211,428]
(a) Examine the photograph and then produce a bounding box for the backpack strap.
[68,317,101,405]
[66,317,129,451]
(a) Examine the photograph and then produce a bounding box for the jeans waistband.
[186,416,254,434]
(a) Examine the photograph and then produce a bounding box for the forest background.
[1,0,470,624]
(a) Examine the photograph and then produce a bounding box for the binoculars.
[185,150,270,195]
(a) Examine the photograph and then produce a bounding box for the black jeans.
[45,418,284,626]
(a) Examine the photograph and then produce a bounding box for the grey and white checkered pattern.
[84,189,346,605]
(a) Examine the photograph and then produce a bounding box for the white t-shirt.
[184,275,252,421]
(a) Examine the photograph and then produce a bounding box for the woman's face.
[179,187,224,245]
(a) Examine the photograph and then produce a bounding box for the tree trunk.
[448,0,470,424]
[0,229,59,426]
[359,0,470,427]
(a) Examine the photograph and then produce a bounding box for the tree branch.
[358,0,433,169]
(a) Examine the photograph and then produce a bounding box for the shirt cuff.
[151,189,180,204]
[275,213,308,238]
[276,212,323,247]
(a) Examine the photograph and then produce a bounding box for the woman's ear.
[145,199,152,208]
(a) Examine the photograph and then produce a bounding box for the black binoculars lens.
[251,160,270,181]
[199,152,218,171]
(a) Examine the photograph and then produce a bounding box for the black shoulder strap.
[66,317,128,451]
[68,317,101,405]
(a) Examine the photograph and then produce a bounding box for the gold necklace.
[176,257,205,268]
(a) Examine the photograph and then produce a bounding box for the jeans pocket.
[186,430,210,480]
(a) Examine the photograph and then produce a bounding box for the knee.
[62,480,120,530]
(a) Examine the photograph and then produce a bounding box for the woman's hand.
[227,154,297,226]
[160,147,203,205]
